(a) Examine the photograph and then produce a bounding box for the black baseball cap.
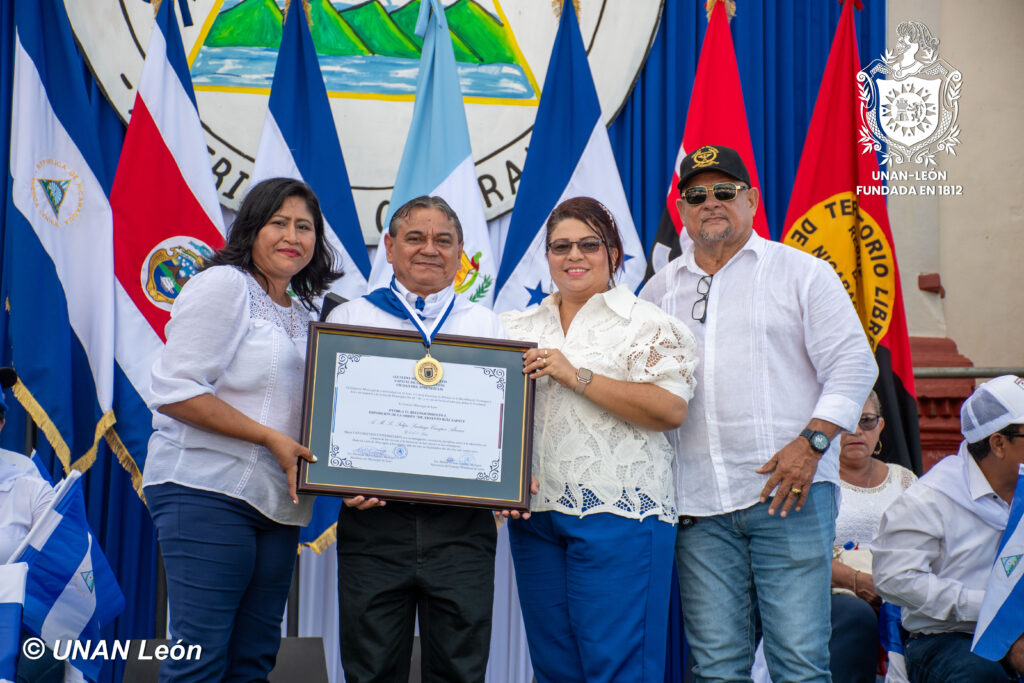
[678,144,752,190]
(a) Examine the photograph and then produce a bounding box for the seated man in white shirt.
[872,375,1024,682]
[326,196,512,683]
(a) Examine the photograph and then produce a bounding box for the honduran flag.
[972,464,1024,661]
[110,0,226,469]
[366,0,497,307]
[644,0,769,276]
[492,2,645,313]
[4,0,118,474]
[0,563,27,682]
[250,0,371,302]
[8,470,125,681]
[781,0,920,474]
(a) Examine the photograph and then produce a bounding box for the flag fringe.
[299,522,338,555]
[105,428,146,503]
[551,0,581,18]
[706,0,737,21]
[282,0,313,26]
[12,379,71,472]
[69,409,117,473]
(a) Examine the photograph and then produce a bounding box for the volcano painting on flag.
[190,0,536,98]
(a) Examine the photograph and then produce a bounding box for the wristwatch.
[800,429,831,454]
[574,367,593,395]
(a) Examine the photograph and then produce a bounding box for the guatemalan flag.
[250,0,371,302]
[8,470,125,682]
[367,0,497,307]
[0,563,27,682]
[492,2,645,313]
[972,464,1024,661]
[110,0,226,468]
[4,0,117,473]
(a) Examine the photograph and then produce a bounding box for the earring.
[549,280,556,293]
[873,441,882,456]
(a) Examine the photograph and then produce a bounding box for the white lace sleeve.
[625,306,698,402]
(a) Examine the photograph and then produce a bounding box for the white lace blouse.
[142,266,314,526]
[500,286,698,523]
[835,463,917,549]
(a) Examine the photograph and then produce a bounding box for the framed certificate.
[297,323,536,511]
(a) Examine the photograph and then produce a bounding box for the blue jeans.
[905,632,1019,683]
[676,482,837,683]
[508,512,676,683]
[146,483,300,682]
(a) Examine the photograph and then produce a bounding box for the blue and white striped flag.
[6,0,116,472]
[8,470,124,681]
[493,2,645,313]
[972,463,1024,661]
[0,563,28,683]
[250,0,371,301]
[367,0,497,306]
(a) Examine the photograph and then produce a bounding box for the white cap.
[961,375,1024,444]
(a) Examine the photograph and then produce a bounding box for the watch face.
[811,433,830,451]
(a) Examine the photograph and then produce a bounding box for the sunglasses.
[682,182,749,205]
[546,238,606,255]
[858,414,881,430]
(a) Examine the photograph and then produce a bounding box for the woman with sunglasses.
[830,391,917,683]
[500,196,697,682]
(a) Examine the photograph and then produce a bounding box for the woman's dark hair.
[545,197,624,278]
[204,178,342,310]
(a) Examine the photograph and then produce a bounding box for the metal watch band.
[574,367,593,394]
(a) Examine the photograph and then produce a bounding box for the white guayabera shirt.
[501,286,697,524]
[144,266,314,526]
[640,233,878,517]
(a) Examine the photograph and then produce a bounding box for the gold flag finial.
[706,0,737,22]
[552,0,582,19]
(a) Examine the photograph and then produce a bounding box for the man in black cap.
[640,145,877,681]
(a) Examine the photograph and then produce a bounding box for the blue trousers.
[829,593,878,683]
[508,511,676,683]
[905,632,1020,683]
[676,482,838,683]
[146,483,299,682]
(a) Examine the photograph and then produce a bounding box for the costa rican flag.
[250,0,371,301]
[109,0,226,437]
[366,0,497,307]
[492,2,645,313]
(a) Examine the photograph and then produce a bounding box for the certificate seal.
[414,354,443,386]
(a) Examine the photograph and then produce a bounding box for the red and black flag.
[646,0,768,277]
[782,0,921,472]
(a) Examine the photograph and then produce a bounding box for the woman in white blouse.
[142,178,340,681]
[831,391,916,683]
[500,197,697,683]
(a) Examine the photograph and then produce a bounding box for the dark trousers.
[829,592,879,683]
[146,483,299,682]
[905,631,1019,683]
[337,502,497,683]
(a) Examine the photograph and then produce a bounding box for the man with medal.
[325,195,514,683]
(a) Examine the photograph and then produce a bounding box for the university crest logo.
[858,20,962,166]
[31,159,85,227]
[142,237,217,310]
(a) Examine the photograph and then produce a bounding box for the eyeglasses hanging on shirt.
[692,274,713,324]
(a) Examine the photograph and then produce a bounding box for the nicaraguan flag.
[250,0,370,301]
[8,470,125,681]
[367,0,497,307]
[972,463,1024,660]
[5,0,117,472]
[110,0,226,432]
[0,563,28,682]
[492,2,645,313]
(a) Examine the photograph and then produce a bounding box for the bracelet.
[853,569,860,594]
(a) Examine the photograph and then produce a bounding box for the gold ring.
[544,349,550,357]
[790,487,802,496]
[542,358,548,366]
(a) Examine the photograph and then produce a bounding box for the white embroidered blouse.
[501,285,698,523]
[142,266,313,526]
[835,462,918,549]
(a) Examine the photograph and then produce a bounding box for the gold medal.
[414,350,443,386]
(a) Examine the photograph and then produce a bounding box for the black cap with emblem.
[677,144,752,190]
